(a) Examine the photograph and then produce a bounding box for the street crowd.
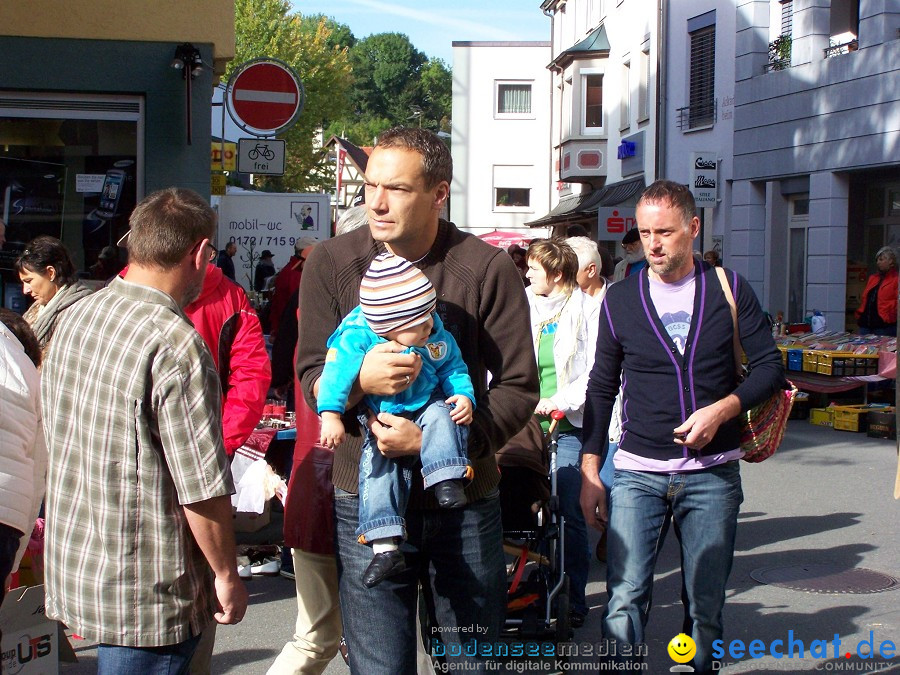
[1,127,799,675]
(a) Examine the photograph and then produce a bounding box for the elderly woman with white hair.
[856,246,898,336]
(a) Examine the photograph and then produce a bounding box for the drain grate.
[750,564,900,594]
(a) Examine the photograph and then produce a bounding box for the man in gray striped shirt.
[42,188,247,673]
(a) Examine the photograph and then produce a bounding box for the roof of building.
[549,24,610,70]
[323,136,372,173]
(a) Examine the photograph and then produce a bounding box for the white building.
[530,0,661,250]
[450,41,553,237]
[662,2,738,268]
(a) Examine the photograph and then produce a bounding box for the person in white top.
[524,238,600,628]
[565,236,621,562]
[0,311,46,607]
[566,236,609,303]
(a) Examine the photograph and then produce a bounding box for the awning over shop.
[548,24,610,70]
[525,176,645,229]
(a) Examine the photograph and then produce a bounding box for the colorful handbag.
[715,267,797,463]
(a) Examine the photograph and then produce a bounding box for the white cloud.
[342,0,526,41]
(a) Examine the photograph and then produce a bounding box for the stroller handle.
[547,410,565,436]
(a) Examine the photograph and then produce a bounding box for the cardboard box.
[866,409,896,440]
[0,585,76,674]
[809,408,834,427]
[233,500,272,533]
[832,405,882,433]
[802,350,819,373]
[816,351,852,377]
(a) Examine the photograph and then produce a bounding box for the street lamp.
[171,43,206,145]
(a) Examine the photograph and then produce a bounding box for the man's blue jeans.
[357,397,470,542]
[603,461,743,673]
[555,430,589,617]
[335,488,506,673]
[97,632,201,675]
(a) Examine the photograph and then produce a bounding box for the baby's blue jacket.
[317,306,475,416]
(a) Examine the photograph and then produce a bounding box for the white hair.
[565,236,602,272]
[336,206,369,236]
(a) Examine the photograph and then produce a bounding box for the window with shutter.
[688,25,715,128]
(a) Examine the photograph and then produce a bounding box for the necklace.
[384,244,429,264]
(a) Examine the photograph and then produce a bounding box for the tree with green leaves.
[230,0,353,191]
[320,31,452,145]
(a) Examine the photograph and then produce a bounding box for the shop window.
[0,93,142,309]
[787,195,809,323]
[496,82,533,117]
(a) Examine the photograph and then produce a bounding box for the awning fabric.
[525,176,645,228]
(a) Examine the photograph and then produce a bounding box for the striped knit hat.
[359,253,436,335]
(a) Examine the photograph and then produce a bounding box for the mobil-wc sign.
[690,152,718,206]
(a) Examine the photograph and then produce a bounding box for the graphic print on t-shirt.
[661,311,691,355]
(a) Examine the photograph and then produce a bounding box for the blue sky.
[292,0,550,63]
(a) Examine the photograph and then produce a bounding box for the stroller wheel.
[555,574,572,642]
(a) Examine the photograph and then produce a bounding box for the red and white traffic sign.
[226,59,304,136]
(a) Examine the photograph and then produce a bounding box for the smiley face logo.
[667,633,696,664]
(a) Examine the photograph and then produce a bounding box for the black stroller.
[497,410,571,641]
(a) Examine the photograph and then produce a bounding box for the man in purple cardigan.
[580,180,785,673]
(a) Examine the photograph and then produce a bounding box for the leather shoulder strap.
[715,267,743,378]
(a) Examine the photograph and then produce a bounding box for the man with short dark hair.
[297,127,537,671]
[218,241,237,281]
[42,188,247,672]
[581,180,785,673]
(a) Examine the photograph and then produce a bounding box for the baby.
[317,253,475,587]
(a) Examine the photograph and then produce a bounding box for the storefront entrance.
[0,92,143,310]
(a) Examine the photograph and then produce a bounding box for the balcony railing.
[824,38,858,58]
[676,99,717,131]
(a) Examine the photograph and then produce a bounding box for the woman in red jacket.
[856,246,898,336]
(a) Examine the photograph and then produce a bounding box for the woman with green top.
[16,236,93,362]
[524,238,601,628]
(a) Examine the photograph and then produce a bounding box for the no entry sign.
[226,59,305,136]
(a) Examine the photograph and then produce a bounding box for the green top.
[537,321,574,433]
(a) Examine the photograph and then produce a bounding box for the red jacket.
[267,256,303,340]
[185,264,271,454]
[856,267,898,325]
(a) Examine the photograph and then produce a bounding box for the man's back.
[42,277,233,647]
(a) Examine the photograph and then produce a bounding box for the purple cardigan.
[582,261,786,462]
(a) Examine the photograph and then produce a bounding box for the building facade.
[450,41,553,236]
[731,0,899,329]
[531,0,660,247]
[662,2,738,269]
[0,1,233,308]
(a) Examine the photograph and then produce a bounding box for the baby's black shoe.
[434,479,467,509]
[362,550,406,588]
